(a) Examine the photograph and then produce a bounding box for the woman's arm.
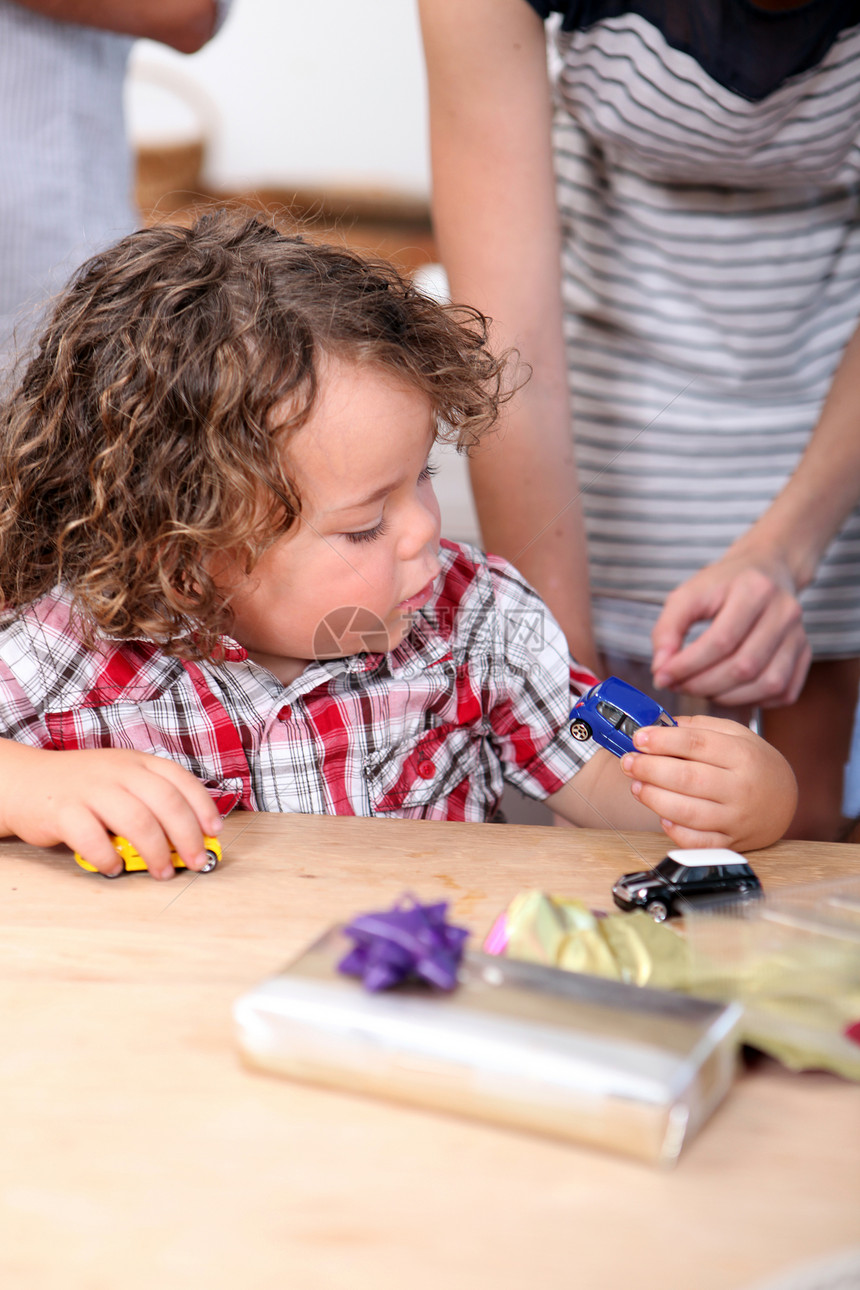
[651,319,860,707]
[419,0,599,671]
[12,1,219,53]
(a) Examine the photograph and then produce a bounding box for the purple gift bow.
[337,895,469,992]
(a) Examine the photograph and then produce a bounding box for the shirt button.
[277,705,292,722]
[417,759,435,779]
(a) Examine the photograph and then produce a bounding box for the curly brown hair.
[0,208,514,658]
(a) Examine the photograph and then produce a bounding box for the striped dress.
[529,0,860,658]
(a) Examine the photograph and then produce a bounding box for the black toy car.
[612,848,762,922]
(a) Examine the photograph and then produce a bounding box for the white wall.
[127,0,430,196]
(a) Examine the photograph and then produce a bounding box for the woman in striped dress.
[419,0,860,840]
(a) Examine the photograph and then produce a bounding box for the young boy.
[0,211,796,878]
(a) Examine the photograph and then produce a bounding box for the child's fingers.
[660,818,734,850]
[103,766,219,876]
[621,712,796,852]
[631,715,755,769]
[103,796,186,879]
[58,752,220,879]
[62,805,127,877]
[65,789,179,880]
[628,776,731,836]
[143,757,222,836]
[622,746,732,806]
[671,713,756,736]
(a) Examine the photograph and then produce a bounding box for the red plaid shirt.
[0,541,597,821]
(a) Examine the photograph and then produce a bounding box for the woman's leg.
[762,658,860,842]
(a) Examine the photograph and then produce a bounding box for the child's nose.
[400,491,441,559]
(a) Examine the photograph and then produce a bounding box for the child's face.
[219,359,443,685]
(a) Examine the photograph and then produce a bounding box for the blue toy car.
[569,676,676,757]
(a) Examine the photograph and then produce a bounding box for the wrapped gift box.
[234,926,741,1165]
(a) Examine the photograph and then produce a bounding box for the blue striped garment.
[0,3,136,366]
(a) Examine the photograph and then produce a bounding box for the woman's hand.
[650,319,860,711]
[0,744,223,879]
[650,548,812,708]
[620,715,798,851]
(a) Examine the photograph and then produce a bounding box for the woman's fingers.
[715,635,811,708]
[662,597,807,706]
[651,556,810,709]
[652,573,770,684]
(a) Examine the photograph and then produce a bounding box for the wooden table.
[1,816,858,1290]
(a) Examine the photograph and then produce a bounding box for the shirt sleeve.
[0,658,53,748]
[482,555,599,800]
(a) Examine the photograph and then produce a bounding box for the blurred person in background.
[0,0,231,369]
[419,0,860,841]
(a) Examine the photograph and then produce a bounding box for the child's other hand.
[2,746,223,879]
[619,714,797,851]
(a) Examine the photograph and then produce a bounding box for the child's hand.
[619,714,797,851]
[0,745,223,879]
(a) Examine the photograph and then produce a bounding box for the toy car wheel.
[646,899,669,922]
[199,850,219,874]
[569,719,592,741]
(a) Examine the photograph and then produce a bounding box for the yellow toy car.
[74,834,221,877]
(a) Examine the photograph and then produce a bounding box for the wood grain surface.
[1,816,858,1290]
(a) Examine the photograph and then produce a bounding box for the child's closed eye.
[342,518,390,545]
[341,463,436,543]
